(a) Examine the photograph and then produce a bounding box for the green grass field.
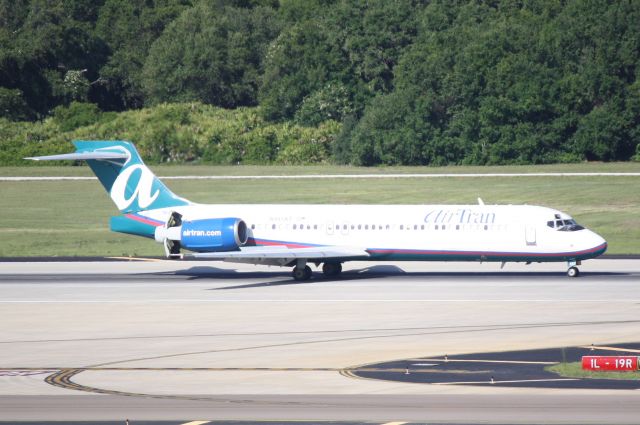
[1,163,639,257]
[2,161,640,176]
[546,362,640,380]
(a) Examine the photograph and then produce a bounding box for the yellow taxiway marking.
[580,345,640,354]
[181,422,211,425]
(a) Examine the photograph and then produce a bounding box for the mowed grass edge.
[1,164,639,257]
[2,161,640,177]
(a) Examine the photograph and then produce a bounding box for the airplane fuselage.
[132,203,607,264]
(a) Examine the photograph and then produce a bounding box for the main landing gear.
[567,260,581,278]
[322,262,342,277]
[292,264,312,281]
[292,261,343,281]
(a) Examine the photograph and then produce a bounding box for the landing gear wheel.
[567,266,580,278]
[293,265,312,281]
[322,262,342,277]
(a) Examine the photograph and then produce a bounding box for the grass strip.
[546,362,640,380]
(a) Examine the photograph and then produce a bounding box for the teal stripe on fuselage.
[110,215,157,239]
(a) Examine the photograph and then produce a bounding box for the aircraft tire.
[293,265,312,281]
[567,266,580,278]
[322,262,342,277]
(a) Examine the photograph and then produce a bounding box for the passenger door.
[525,226,537,246]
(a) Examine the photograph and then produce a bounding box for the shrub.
[52,102,103,132]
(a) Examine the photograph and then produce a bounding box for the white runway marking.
[415,359,558,365]
[579,345,640,353]
[2,172,640,181]
[432,378,580,385]
[1,299,639,303]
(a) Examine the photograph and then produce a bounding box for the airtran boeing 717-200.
[28,141,607,280]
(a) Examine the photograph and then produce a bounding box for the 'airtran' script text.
[424,209,496,224]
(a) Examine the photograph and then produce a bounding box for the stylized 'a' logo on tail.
[27,140,190,213]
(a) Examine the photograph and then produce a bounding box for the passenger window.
[293,224,297,230]
[400,225,404,230]
[272,224,276,230]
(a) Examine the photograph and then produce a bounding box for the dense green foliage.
[0,102,339,165]
[1,0,639,165]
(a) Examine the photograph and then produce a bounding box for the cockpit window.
[548,218,584,231]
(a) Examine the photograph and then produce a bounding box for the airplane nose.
[589,231,607,256]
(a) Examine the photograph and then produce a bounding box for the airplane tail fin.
[27,140,190,213]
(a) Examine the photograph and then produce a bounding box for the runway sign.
[582,356,639,371]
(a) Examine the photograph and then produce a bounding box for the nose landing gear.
[567,260,581,278]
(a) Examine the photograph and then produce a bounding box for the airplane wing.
[188,245,369,265]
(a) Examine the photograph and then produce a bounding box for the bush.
[52,102,103,132]
[0,88,31,121]
[294,83,354,126]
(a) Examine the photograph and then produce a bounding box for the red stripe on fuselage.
[125,213,163,227]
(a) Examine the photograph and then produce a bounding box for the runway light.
[444,354,448,363]
[490,376,495,384]
[405,368,410,375]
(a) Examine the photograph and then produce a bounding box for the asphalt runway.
[1,259,640,423]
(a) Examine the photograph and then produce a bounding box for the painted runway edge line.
[2,172,640,181]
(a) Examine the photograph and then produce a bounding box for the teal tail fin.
[27,140,190,213]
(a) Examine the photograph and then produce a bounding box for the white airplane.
[28,141,607,279]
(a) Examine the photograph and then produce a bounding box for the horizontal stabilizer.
[25,152,129,161]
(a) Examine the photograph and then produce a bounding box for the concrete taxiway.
[1,259,639,423]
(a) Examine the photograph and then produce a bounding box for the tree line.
[1,0,639,165]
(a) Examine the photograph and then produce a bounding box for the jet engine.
[155,212,248,257]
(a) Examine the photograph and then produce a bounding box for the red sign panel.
[582,356,639,371]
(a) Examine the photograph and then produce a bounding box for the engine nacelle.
[180,217,248,252]
[156,217,248,253]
